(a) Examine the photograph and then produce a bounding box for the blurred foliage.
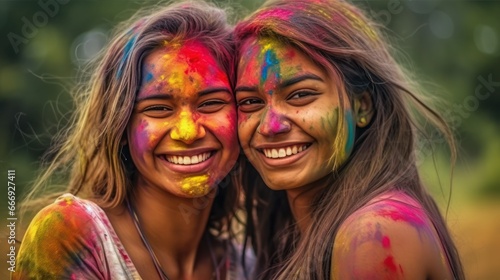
[1,0,499,198]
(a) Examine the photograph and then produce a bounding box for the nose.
[170,110,206,144]
[257,107,291,136]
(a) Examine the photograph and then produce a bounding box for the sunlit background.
[1,0,499,278]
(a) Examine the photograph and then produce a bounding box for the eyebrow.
[135,87,231,103]
[235,73,324,95]
[280,73,323,88]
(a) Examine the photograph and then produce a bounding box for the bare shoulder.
[331,191,453,280]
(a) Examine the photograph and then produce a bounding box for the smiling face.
[127,40,239,197]
[235,37,356,190]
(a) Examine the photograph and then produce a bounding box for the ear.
[120,133,128,146]
[353,91,374,128]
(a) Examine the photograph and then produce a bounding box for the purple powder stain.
[267,109,289,134]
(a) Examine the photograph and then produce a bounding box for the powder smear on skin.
[181,175,210,196]
[170,111,198,142]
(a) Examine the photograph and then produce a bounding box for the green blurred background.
[1,0,499,278]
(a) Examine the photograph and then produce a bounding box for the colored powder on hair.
[255,8,294,21]
[341,7,378,41]
[181,175,210,196]
[117,34,138,79]
[315,8,331,20]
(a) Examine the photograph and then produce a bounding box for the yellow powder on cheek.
[181,175,210,196]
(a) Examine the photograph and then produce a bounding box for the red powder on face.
[176,41,228,86]
[383,256,397,272]
[284,49,296,59]
[381,236,391,248]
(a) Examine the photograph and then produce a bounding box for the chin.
[261,177,298,191]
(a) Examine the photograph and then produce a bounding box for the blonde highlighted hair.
[22,0,239,237]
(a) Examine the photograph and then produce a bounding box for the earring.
[359,116,367,125]
[120,145,128,162]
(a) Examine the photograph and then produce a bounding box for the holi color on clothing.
[13,194,254,279]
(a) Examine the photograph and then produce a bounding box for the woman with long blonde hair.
[14,1,253,279]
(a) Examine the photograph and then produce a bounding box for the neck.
[286,175,333,234]
[132,177,216,276]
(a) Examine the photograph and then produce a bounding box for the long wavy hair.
[235,0,464,279]
[21,0,240,239]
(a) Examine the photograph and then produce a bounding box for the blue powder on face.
[345,111,355,154]
[144,72,153,83]
[260,49,280,95]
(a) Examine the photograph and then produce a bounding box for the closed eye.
[144,105,171,111]
[198,100,227,113]
[237,98,265,113]
[287,90,319,106]
[143,105,172,118]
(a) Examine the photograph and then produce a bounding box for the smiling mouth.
[164,152,213,165]
[260,144,311,159]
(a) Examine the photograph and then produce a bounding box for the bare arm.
[331,193,453,280]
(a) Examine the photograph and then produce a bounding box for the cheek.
[237,110,248,124]
[204,108,238,147]
[237,112,258,144]
[344,111,355,154]
[318,108,340,138]
[129,119,164,156]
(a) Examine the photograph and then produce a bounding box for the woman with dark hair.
[13,1,252,279]
[234,0,464,279]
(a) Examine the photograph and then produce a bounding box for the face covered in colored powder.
[235,37,356,190]
[127,40,239,197]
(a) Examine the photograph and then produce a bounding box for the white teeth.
[272,149,278,158]
[165,152,211,165]
[278,149,286,158]
[262,145,309,159]
[191,155,199,164]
